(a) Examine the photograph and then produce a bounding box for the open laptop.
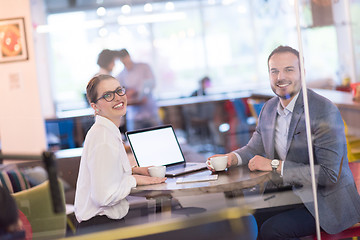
[126,125,207,177]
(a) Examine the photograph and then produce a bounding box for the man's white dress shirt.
[234,93,299,175]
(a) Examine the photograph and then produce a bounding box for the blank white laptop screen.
[126,125,185,167]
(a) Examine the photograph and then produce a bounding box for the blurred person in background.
[115,48,161,131]
[191,76,211,97]
[185,76,222,150]
[95,49,116,76]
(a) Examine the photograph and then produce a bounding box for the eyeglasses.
[95,87,126,103]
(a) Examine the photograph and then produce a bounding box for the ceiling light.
[98,27,108,37]
[96,7,107,16]
[165,2,175,11]
[144,3,153,12]
[121,5,131,14]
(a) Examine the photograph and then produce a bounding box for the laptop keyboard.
[166,165,182,171]
[185,163,197,167]
[166,163,199,172]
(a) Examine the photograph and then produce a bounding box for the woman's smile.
[113,102,125,109]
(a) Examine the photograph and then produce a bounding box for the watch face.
[271,159,279,168]
[272,159,279,165]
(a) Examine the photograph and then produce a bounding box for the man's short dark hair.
[267,45,300,71]
[97,49,115,68]
[200,76,210,84]
[115,48,130,58]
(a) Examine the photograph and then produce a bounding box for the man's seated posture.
[208,45,360,239]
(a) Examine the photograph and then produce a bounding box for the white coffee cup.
[148,166,166,178]
[207,156,228,171]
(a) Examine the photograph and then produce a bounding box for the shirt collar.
[277,92,300,115]
[95,115,122,139]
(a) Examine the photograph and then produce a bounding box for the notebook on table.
[126,125,207,177]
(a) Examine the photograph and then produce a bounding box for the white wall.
[0,0,47,154]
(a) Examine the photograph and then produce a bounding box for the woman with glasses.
[74,74,166,230]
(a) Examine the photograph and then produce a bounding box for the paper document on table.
[176,174,218,184]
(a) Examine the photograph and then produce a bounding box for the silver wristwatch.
[271,159,280,172]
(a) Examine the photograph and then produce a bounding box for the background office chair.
[12,180,67,240]
[45,119,76,149]
[343,120,360,162]
[247,98,265,124]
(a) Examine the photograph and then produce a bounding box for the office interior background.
[1,1,360,239]
[0,0,359,154]
[32,0,360,115]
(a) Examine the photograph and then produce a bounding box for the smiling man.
[208,45,360,239]
[268,46,302,104]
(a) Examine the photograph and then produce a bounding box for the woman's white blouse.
[74,115,136,222]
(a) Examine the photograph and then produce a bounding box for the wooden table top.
[131,166,270,198]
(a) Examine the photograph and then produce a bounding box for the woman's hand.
[133,175,167,186]
[7,218,24,233]
[132,166,151,176]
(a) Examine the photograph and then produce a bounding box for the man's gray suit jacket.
[234,89,360,234]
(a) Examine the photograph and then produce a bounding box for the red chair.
[18,210,32,240]
[314,223,360,240]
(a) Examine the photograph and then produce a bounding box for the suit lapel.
[262,98,279,159]
[269,108,278,159]
[286,91,304,155]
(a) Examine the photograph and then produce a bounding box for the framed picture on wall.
[0,17,29,63]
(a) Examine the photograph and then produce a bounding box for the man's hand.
[206,153,238,172]
[248,155,273,172]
